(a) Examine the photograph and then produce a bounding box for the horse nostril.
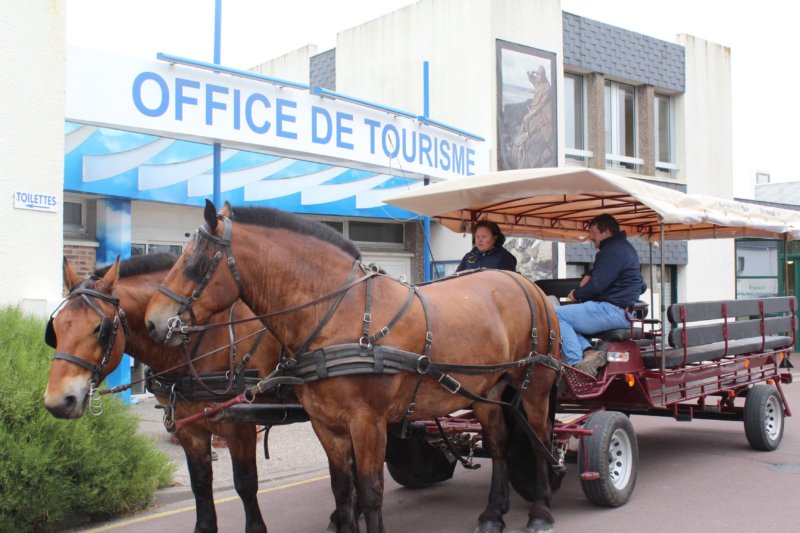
[146,320,156,334]
[63,394,77,410]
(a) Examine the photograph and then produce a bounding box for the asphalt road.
[73,375,800,533]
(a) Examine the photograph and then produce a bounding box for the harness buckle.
[416,355,430,374]
[437,374,462,394]
[359,336,371,349]
[363,312,372,323]
[426,331,433,343]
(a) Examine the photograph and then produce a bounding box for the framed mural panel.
[496,40,558,170]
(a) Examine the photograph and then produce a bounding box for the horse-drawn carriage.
[44,167,796,532]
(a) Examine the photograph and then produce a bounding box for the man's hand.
[568,289,577,302]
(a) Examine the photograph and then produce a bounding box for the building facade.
[4,0,738,320]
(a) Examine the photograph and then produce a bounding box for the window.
[604,81,641,170]
[63,200,87,237]
[564,73,590,165]
[349,221,403,244]
[131,243,183,256]
[313,218,405,248]
[736,239,780,298]
[655,94,677,175]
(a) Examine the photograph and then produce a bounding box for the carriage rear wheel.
[385,433,457,489]
[744,384,784,451]
[578,411,638,507]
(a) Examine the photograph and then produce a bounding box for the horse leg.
[224,424,267,533]
[311,420,359,533]
[520,380,557,533]
[471,381,513,533]
[349,416,388,533]
[176,427,218,533]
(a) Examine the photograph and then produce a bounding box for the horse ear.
[219,201,232,219]
[97,256,121,292]
[204,199,218,232]
[63,256,81,289]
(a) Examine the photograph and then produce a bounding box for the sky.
[66,0,798,199]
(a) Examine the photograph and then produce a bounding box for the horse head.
[43,257,127,418]
[146,200,241,346]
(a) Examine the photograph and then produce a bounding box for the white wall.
[131,202,203,245]
[335,0,563,169]
[430,221,471,263]
[0,0,66,315]
[250,44,319,83]
[676,34,735,302]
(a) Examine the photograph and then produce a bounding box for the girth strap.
[146,368,265,401]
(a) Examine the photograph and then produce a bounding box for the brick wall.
[63,244,97,293]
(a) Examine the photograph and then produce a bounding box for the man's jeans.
[555,301,631,365]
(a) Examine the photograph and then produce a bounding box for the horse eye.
[92,323,102,335]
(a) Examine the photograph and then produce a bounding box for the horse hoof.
[474,521,504,533]
[526,517,554,533]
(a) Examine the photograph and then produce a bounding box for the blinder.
[45,317,57,348]
[97,316,114,349]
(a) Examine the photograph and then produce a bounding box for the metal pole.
[783,235,789,296]
[212,0,222,208]
[422,61,431,281]
[660,223,666,373]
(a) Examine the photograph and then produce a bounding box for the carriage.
[382,167,797,506]
[45,167,796,532]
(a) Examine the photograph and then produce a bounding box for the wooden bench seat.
[642,296,796,370]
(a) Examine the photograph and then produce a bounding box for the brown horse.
[43,254,284,533]
[145,201,562,533]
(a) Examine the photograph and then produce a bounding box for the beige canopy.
[385,168,800,242]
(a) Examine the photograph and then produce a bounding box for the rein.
[163,216,563,468]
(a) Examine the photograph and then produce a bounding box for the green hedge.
[0,307,174,532]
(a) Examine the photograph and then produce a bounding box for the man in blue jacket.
[556,214,643,376]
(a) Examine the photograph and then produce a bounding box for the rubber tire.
[385,434,457,489]
[579,411,638,507]
[744,384,784,451]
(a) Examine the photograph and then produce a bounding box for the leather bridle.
[158,215,244,342]
[46,276,130,387]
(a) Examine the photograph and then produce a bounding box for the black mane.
[231,206,361,259]
[94,253,178,279]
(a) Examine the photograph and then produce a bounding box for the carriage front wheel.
[385,433,457,489]
[578,411,638,507]
[744,384,784,451]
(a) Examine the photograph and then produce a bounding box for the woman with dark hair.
[456,220,517,272]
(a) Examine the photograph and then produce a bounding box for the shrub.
[0,307,174,532]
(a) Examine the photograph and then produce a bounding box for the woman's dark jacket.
[456,246,517,272]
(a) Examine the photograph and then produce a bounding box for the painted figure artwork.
[497,40,557,170]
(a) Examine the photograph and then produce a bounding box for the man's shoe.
[574,349,607,377]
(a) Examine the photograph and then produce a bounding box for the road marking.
[82,475,331,532]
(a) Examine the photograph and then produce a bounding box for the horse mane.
[231,206,361,259]
[94,253,178,279]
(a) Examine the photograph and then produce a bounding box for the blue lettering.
[245,93,271,134]
[312,106,332,144]
[419,134,433,166]
[452,145,465,175]
[276,99,297,139]
[382,125,400,158]
[175,78,200,121]
[439,139,451,171]
[401,129,416,163]
[132,71,168,117]
[205,84,228,125]
[233,89,241,130]
[467,148,475,175]
[364,118,381,154]
[336,112,354,149]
